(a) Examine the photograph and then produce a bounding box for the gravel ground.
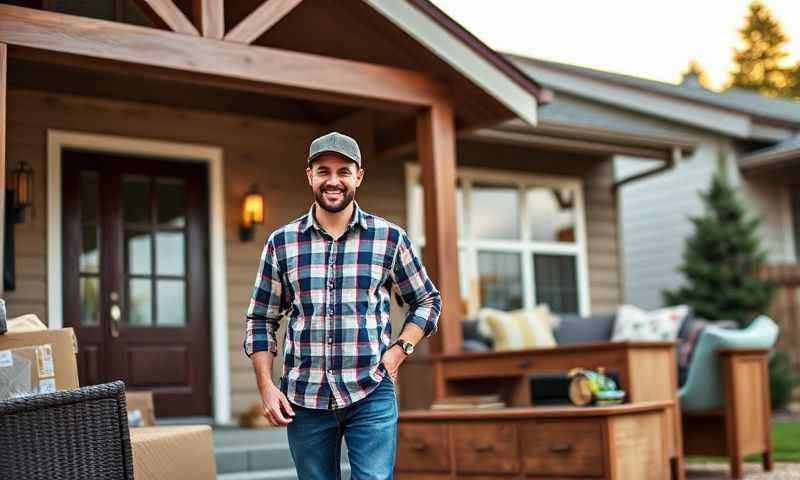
[686,463,800,479]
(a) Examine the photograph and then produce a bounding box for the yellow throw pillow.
[478,305,557,351]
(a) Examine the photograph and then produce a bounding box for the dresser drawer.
[396,423,450,472]
[519,418,605,476]
[451,421,519,474]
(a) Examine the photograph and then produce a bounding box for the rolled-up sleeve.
[390,231,441,338]
[244,235,288,357]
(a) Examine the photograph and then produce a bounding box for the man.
[244,131,441,480]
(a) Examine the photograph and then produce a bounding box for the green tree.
[681,59,712,89]
[729,1,793,97]
[662,170,774,326]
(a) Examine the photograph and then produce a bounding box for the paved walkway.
[686,463,800,479]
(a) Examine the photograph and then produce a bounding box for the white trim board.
[46,130,231,425]
[405,163,591,317]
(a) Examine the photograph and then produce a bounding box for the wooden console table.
[396,401,673,479]
[430,342,684,479]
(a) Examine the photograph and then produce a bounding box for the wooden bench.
[396,401,673,479]
[430,342,685,480]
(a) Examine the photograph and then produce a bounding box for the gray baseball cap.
[307,132,362,167]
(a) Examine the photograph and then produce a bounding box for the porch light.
[10,161,34,224]
[240,184,264,242]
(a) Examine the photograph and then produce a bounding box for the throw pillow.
[478,304,557,351]
[611,304,690,341]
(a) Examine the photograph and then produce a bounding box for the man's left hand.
[380,345,406,384]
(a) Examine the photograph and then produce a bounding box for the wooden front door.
[62,149,211,417]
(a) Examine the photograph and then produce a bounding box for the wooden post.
[416,99,461,355]
[0,43,6,296]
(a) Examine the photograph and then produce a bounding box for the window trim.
[405,163,591,316]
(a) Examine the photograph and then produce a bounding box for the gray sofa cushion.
[462,317,493,351]
[553,312,615,344]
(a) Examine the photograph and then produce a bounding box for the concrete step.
[218,465,351,480]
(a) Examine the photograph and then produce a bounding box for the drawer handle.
[410,441,427,452]
[517,360,531,369]
[474,443,494,452]
[549,443,574,453]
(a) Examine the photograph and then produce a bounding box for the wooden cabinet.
[397,403,671,480]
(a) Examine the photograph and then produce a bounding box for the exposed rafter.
[224,0,303,44]
[134,0,199,36]
[192,0,224,39]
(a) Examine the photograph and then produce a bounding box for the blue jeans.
[287,375,398,480]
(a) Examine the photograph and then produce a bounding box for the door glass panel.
[80,276,100,326]
[81,225,99,274]
[80,172,99,224]
[533,253,579,314]
[156,179,186,227]
[128,279,153,326]
[156,231,185,276]
[157,280,186,326]
[123,176,150,224]
[125,231,152,275]
[473,184,519,240]
[477,251,523,310]
[528,187,577,243]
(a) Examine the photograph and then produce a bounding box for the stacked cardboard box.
[130,425,217,479]
[0,319,79,400]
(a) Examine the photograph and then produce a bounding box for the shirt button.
[327,337,333,344]
[327,369,333,374]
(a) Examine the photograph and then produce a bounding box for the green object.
[662,171,774,327]
[769,350,800,411]
[679,315,778,412]
[568,367,626,406]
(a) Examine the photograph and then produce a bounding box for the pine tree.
[662,170,774,326]
[681,60,712,90]
[729,1,793,97]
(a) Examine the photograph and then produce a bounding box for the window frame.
[405,163,591,316]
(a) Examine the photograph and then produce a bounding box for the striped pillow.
[478,305,557,351]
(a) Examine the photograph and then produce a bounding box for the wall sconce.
[10,161,34,224]
[240,184,264,242]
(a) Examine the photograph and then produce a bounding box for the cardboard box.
[0,328,79,400]
[130,426,216,480]
[127,391,156,427]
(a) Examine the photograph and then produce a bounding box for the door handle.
[110,303,121,338]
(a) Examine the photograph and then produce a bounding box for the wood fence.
[760,264,800,370]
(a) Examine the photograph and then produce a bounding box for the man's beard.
[315,186,355,213]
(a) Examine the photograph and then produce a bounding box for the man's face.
[306,154,364,213]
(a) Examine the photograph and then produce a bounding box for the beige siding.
[456,140,622,313]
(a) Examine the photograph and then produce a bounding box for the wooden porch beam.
[417,100,462,355]
[225,0,303,44]
[193,0,225,40]
[0,43,6,295]
[0,5,446,108]
[134,0,200,36]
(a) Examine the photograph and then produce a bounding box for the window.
[406,164,589,315]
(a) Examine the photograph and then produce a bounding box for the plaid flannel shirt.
[244,202,441,409]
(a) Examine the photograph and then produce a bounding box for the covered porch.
[0,0,549,423]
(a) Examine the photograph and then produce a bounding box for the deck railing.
[759,264,800,370]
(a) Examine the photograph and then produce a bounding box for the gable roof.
[507,54,800,138]
[365,0,549,125]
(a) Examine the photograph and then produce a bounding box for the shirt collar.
[301,201,368,234]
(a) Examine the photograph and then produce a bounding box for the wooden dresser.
[396,401,672,480]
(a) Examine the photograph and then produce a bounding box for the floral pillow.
[611,304,690,341]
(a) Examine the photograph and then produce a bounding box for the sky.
[430,0,800,90]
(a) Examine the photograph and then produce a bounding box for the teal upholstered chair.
[679,315,778,479]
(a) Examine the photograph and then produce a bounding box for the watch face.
[403,342,414,355]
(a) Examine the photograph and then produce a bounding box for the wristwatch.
[392,339,415,356]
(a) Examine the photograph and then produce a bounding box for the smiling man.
[244,131,441,479]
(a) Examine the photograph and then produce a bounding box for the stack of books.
[430,394,506,410]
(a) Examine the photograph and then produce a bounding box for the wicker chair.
[0,381,134,480]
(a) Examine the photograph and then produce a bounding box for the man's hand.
[380,345,407,384]
[259,381,295,427]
